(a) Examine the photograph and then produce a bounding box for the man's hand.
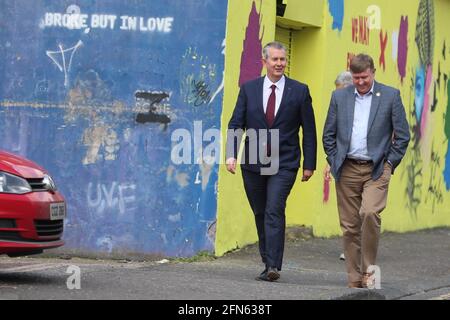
[226,157,237,174]
[302,169,314,182]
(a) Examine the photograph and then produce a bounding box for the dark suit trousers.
[241,168,298,270]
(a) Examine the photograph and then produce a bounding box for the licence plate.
[50,202,66,220]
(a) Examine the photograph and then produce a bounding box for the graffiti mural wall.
[289,0,450,237]
[2,0,448,257]
[0,0,227,256]
[217,0,450,255]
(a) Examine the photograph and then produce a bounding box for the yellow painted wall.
[279,0,324,27]
[216,0,450,255]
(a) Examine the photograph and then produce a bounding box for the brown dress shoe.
[266,267,280,281]
[362,272,374,288]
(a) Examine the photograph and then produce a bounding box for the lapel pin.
[376,92,381,97]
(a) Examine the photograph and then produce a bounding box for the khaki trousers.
[335,159,391,284]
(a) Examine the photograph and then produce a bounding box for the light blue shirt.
[347,84,374,160]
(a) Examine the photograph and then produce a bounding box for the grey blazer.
[322,81,410,181]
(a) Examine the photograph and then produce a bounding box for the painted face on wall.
[352,68,375,95]
[414,66,425,123]
[263,47,287,82]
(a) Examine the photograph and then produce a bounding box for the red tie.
[266,84,276,127]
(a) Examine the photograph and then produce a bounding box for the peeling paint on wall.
[82,126,120,165]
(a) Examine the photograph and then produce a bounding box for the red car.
[0,150,65,257]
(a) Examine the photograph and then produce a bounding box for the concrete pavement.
[0,227,449,300]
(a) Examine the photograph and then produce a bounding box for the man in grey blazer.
[323,54,410,288]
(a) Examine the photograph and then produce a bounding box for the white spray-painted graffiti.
[46,40,83,87]
[87,182,137,216]
[42,10,174,33]
[209,38,226,105]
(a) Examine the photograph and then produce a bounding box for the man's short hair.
[350,54,375,73]
[262,41,287,60]
[335,71,353,87]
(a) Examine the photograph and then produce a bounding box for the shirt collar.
[354,81,375,98]
[264,75,285,89]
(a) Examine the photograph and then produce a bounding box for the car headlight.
[0,171,32,194]
[43,174,57,192]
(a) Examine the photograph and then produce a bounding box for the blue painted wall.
[0,0,227,256]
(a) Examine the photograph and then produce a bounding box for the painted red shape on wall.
[397,16,408,83]
[347,52,356,70]
[352,16,370,45]
[359,16,370,45]
[379,30,388,71]
[352,18,358,43]
[238,1,263,87]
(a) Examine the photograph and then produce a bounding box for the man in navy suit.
[226,41,317,282]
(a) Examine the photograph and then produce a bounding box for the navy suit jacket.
[227,76,317,174]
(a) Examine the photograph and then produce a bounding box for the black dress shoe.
[259,267,268,276]
[255,272,269,281]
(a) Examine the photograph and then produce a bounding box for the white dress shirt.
[263,75,285,117]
